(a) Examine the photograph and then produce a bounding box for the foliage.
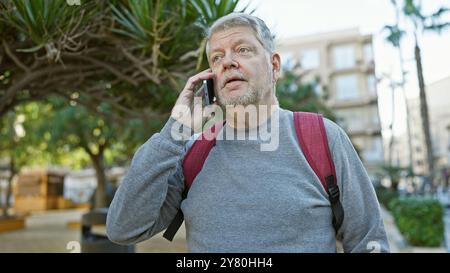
[377,181,445,247]
[0,0,246,210]
[383,25,406,47]
[277,67,335,121]
[2,0,97,52]
[390,197,444,247]
[375,185,400,210]
[0,0,248,119]
[0,103,54,168]
[379,164,413,191]
[403,0,450,34]
[27,96,149,168]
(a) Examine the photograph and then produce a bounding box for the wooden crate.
[13,169,67,214]
[57,197,74,209]
[0,217,25,233]
[13,196,47,214]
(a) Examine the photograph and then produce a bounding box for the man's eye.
[212,55,222,63]
[238,47,250,54]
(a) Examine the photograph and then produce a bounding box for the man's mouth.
[223,77,246,89]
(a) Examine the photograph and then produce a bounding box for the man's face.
[207,26,280,107]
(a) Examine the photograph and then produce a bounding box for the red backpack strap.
[163,120,225,241]
[293,112,344,233]
[182,120,225,189]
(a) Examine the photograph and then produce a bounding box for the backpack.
[163,112,344,241]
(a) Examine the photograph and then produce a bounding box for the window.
[336,111,352,131]
[367,74,377,96]
[335,74,359,100]
[333,45,355,69]
[281,52,296,70]
[336,107,373,132]
[371,106,380,125]
[363,43,374,65]
[300,49,320,69]
[363,137,384,163]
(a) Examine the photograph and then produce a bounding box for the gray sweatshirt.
[106,107,390,253]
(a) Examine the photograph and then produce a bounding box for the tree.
[33,96,150,208]
[383,0,414,174]
[0,0,247,121]
[0,103,55,217]
[0,111,22,217]
[401,0,450,183]
[277,67,335,120]
[0,0,247,211]
[380,163,414,192]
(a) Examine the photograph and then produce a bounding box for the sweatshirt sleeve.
[106,117,192,245]
[324,119,390,253]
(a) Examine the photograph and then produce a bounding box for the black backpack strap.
[163,188,188,241]
[326,175,344,233]
[163,210,184,241]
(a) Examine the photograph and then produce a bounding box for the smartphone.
[202,78,216,105]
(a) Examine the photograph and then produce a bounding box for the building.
[427,76,450,171]
[391,98,428,175]
[277,28,384,176]
[392,76,450,177]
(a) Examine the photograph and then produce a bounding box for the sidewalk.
[380,205,447,253]
[0,209,187,253]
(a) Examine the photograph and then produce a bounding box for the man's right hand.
[171,69,220,131]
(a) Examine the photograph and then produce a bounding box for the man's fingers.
[184,69,213,92]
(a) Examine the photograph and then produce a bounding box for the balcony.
[328,95,378,109]
[329,59,375,75]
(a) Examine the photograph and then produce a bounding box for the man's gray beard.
[217,86,259,107]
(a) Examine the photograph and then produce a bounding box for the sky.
[236,0,450,137]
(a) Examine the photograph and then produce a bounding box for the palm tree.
[401,0,450,184]
[383,0,414,175]
[0,0,248,120]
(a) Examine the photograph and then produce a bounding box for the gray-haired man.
[106,13,390,253]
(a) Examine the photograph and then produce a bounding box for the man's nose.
[221,53,239,70]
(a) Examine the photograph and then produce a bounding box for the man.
[106,13,390,253]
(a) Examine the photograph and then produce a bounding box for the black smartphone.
[202,78,216,105]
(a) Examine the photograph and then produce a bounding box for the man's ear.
[271,52,281,82]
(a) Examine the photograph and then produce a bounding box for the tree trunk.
[414,40,434,184]
[388,82,396,167]
[89,152,108,209]
[392,0,414,174]
[397,47,414,175]
[2,156,15,218]
[403,94,414,173]
[391,178,399,191]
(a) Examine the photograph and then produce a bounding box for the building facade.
[391,98,428,175]
[427,76,450,171]
[392,76,450,178]
[277,28,384,176]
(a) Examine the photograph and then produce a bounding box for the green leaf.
[383,25,406,47]
[15,43,45,52]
